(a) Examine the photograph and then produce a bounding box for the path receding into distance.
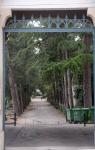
[5,97,94,150]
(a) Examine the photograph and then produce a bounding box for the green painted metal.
[3,13,95,129]
[93,29,95,145]
[4,14,94,34]
[5,14,93,30]
[2,11,95,150]
[3,27,95,33]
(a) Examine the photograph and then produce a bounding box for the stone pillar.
[87,8,95,26]
[0,8,12,150]
[88,8,95,145]
[0,27,4,150]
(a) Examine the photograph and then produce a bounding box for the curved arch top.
[4,10,94,30]
[0,9,12,28]
[87,8,95,26]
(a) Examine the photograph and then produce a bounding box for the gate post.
[93,28,95,146]
[87,8,95,146]
[87,8,95,26]
[0,27,5,150]
[0,8,12,150]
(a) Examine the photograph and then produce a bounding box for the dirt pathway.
[17,98,66,127]
[5,97,94,150]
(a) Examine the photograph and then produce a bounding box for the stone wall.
[0,5,95,150]
[1,0,95,9]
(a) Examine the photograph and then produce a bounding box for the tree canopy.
[6,32,93,115]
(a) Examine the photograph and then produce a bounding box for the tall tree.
[83,33,92,107]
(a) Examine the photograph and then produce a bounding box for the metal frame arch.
[3,11,95,148]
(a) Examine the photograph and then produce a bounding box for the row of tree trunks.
[51,49,74,108]
[51,33,92,109]
[7,43,31,116]
[8,64,30,116]
[63,50,73,108]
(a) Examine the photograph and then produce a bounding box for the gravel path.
[5,97,94,150]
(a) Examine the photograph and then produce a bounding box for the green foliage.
[74,85,83,106]
[6,32,93,108]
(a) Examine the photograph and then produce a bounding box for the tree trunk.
[8,66,20,115]
[67,69,73,108]
[64,50,73,108]
[19,84,24,113]
[64,72,69,108]
[15,84,21,114]
[83,33,92,107]
[60,76,64,105]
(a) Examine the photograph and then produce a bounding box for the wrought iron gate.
[3,11,95,143]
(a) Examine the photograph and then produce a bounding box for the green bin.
[72,108,81,123]
[88,107,94,122]
[66,109,74,123]
[81,108,89,123]
[73,108,89,123]
[66,107,93,124]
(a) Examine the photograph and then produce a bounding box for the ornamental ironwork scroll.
[5,14,93,29]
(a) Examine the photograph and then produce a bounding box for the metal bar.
[3,30,6,150]
[3,31,5,130]
[4,28,94,33]
[93,29,95,146]
[14,113,16,126]
[3,25,95,145]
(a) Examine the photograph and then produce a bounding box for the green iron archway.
[3,10,95,145]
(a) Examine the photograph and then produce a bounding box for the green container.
[88,107,94,122]
[81,108,89,122]
[72,108,81,123]
[66,107,94,124]
[72,108,89,123]
[66,109,74,123]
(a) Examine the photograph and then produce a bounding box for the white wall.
[1,0,95,9]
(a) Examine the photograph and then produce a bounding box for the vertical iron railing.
[93,29,95,145]
[3,12,95,148]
